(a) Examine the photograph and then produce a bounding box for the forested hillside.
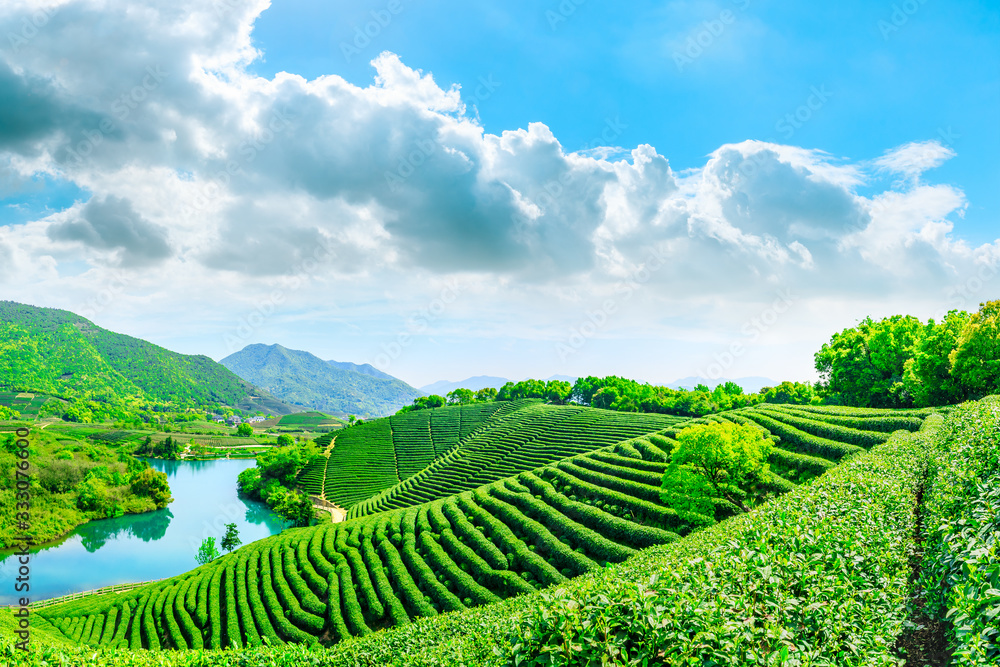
[221,344,423,418]
[0,302,295,420]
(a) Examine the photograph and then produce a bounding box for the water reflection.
[78,509,174,552]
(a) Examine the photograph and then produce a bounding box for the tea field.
[8,400,951,660]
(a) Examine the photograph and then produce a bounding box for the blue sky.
[247,0,999,242]
[0,0,997,388]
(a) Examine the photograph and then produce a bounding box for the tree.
[348,415,357,425]
[950,300,1000,399]
[814,315,923,407]
[660,464,716,518]
[195,537,221,565]
[236,423,253,437]
[446,388,475,405]
[276,434,294,447]
[760,381,816,405]
[545,380,573,404]
[903,310,971,406]
[474,387,498,402]
[591,386,620,410]
[275,491,315,527]
[129,467,172,508]
[221,523,241,553]
[669,422,773,512]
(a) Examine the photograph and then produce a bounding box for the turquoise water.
[0,458,288,605]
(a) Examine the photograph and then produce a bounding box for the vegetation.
[0,426,172,548]
[10,402,927,658]
[815,300,1000,408]
[220,343,422,419]
[0,301,294,422]
[195,538,221,566]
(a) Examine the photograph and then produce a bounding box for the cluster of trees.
[237,438,318,527]
[815,301,999,408]
[133,435,184,459]
[398,377,818,418]
[195,523,242,565]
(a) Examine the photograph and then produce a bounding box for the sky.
[0,0,998,389]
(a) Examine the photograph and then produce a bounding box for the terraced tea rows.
[348,404,687,518]
[314,402,518,508]
[34,404,927,651]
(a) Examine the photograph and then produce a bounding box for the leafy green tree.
[950,300,1000,399]
[275,491,315,527]
[129,467,172,508]
[276,434,294,447]
[221,523,241,553]
[474,387,498,402]
[236,422,253,437]
[195,537,221,565]
[669,422,773,512]
[545,380,573,404]
[591,386,620,410]
[760,381,816,405]
[903,310,971,406]
[660,464,716,517]
[814,314,923,407]
[447,388,475,405]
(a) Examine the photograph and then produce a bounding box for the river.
[0,458,288,605]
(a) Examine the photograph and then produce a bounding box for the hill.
[221,344,422,418]
[15,401,946,656]
[0,301,295,419]
[327,360,397,382]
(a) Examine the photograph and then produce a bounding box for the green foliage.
[0,301,286,420]
[919,398,1000,664]
[221,523,241,553]
[903,310,972,406]
[195,537,221,566]
[949,300,1000,399]
[236,422,253,437]
[669,421,773,512]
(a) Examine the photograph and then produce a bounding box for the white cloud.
[0,0,996,381]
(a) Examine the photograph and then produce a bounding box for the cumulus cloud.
[47,195,171,266]
[0,0,996,358]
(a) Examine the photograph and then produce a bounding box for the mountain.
[221,344,422,418]
[420,375,511,395]
[327,359,397,382]
[544,374,578,383]
[0,300,296,416]
[667,376,777,394]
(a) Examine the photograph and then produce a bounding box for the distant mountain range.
[221,344,423,418]
[0,301,296,415]
[666,376,777,394]
[420,374,578,395]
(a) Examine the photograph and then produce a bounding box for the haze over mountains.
[221,344,423,418]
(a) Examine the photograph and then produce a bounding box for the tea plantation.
[7,399,977,666]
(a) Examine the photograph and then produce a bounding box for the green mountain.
[0,301,296,418]
[221,343,423,418]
